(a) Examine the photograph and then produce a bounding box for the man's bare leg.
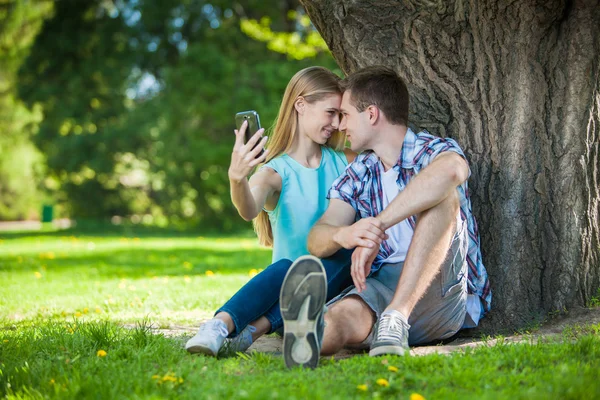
[321,296,375,355]
[368,191,460,357]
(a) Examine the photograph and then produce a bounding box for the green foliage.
[240,10,330,59]
[1,230,600,399]
[13,0,339,229]
[0,0,54,220]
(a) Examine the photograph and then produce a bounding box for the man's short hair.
[341,66,409,126]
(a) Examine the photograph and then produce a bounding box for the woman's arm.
[230,167,282,221]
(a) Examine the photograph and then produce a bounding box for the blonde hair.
[253,66,346,247]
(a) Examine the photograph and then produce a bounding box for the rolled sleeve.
[419,137,471,179]
[327,173,356,209]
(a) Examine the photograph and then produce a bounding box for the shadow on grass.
[0,219,255,240]
[0,245,273,279]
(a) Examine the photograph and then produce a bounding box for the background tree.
[17,0,337,228]
[300,0,600,330]
[0,0,53,220]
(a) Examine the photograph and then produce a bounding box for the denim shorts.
[328,218,469,346]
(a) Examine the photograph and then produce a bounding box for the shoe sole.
[280,255,327,369]
[186,342,218,357]
[369,345,406,357]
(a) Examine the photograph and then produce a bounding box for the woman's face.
[298,93,342,144]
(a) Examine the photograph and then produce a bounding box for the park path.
[149,306,600,359]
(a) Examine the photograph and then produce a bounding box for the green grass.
[1,228,599,399]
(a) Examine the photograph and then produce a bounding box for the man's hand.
[333,217,387,249]
[351,244,379,292]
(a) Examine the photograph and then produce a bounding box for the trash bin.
[41,205,54,223]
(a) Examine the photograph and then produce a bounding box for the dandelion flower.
[74,312,82,317]
[151,375,160,380]
[205,270,215,276]
[95,307,102,313]
[357,384,368,391]
[388,366,398,372]
[97,350,107,357]
[376,378,389,387]
[410,394,426,400]
[34,272,42,279]
[49,379,55,385]
[248,269,258,277]
[83,308,89,314]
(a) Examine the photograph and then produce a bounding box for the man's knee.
[326,296,374,340]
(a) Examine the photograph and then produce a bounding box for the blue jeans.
[215,249,353,337]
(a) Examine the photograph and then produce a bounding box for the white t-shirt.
[379,162,413,264]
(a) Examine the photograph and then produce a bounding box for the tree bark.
[301,0,600,331]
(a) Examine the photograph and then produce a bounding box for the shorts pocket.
[441,219,468,297]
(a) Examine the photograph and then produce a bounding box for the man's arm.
[308,199,387,258]
[376,151,469,230]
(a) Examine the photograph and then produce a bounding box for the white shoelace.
[377,312,408,342]
[198,320,228,338]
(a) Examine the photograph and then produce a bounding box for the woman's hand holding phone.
[228,120,269,183]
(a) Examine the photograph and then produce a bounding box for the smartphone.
[235,110,264,157]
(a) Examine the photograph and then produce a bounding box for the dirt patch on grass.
[154,306,600,359]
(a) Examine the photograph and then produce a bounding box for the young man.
[279,66,491,368]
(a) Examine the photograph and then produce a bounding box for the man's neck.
[371,125,408,171]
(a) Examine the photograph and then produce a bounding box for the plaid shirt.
[328,128,492,314]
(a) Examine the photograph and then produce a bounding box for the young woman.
[185,67,355,357]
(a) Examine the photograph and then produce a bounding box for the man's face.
[339,91,371,152]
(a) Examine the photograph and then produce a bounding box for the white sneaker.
[185,319,229,356]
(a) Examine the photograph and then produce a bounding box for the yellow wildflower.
[410,394,426,400]
[184,276,191,282]
[34,272,42,279]
[388,366,399,372]
[49,379,55,385]
[357,384,368,391]
[95,307,102,313]
[183,261,192,269]
[151,375,160,380]
[83,308,89,314]
[97,349,107,357]
[205,270,215,276]
[74,312,82,317]
[248,269,258,277]
[376,378,389,387]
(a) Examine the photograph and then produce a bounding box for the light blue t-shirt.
[264,146,348,262]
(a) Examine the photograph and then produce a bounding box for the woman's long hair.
[253,66,346,247]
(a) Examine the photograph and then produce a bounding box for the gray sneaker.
[280,255,327,369]
[219,325,257,357]
[368,310,410,357]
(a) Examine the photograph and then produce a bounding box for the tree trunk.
[301,0,600,332]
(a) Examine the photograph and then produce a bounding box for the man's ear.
[367,105,380,125]
[294,96,306,115]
